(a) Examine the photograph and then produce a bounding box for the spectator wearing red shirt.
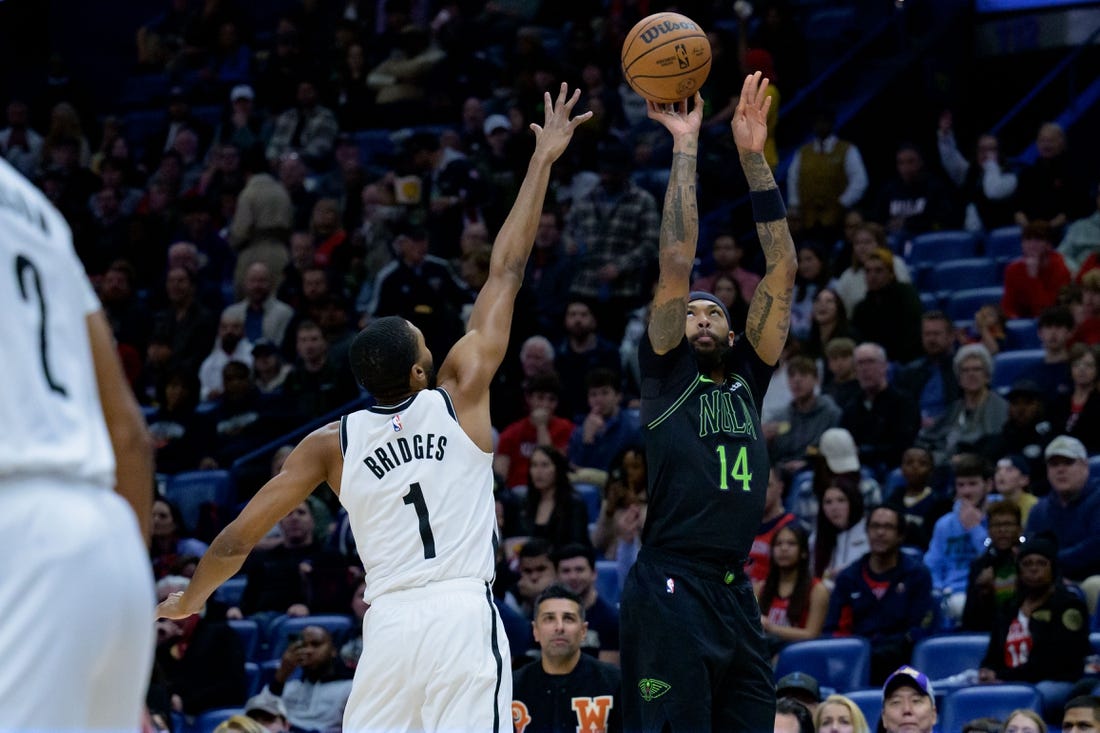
[1002,221,1072,319]
[494,373,575,489]
[746,468,798,585]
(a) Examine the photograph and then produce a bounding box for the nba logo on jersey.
[666,578,675,594]
[391,415,403,432]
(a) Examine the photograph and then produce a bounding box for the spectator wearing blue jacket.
[824,504,936,684]
[924,453,992,627]
[1026,435,1100,612]
[568,368,642,473]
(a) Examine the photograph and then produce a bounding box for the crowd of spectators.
[5,0,1100,730]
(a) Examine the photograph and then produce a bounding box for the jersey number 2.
[15,255,67,397]
[715,445,751,492]
[403,482,437,559]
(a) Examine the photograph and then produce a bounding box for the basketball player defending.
[620,72,797,732]
[0,157,155,732]
[157,85,590,733]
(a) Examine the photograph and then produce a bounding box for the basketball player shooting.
[156,84,590,733]
[619,71,797,732]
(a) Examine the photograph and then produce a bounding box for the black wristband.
[750,188,787,222]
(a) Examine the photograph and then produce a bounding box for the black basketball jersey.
[638,335,775,565]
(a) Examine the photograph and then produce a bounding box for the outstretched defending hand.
[645,92,703,138]
[731,71,772,154]
[531,83,593,162]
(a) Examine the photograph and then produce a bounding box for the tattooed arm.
[645,93,703,355]
[732,73,797,366]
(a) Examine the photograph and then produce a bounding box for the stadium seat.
[911,633,990,691]
[938,684,1041,733]
[919,292,940,312]
[164,470,236,532]
[985,226,1023,263]
[227,618,260,662]
[595,560,621,607]
[1005,319,1040,350]
[775,637,871,693]
[193,707,243,733]
[845,688,883,730]
[908,231,980,269]
[929,258,999,294]
[266,614,355,660]
[574,483,602,524]
[244,661,261,697]
[351,129,396,166]
[1091,630,1100,649]
[991,349,1045,394]
[1090,457,1100,492]
[213,575,248,608]
[945,287,1004,322]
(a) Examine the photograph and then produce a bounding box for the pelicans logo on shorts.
[638,678,671,702]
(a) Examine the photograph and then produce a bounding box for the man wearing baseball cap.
[1027,435,1100,612]
[775,671,822,714]
[881,665,936,733]
[978,534,1089,721]
[244,690,289,731]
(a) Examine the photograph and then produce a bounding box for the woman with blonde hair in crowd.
[212,715,267,733]
[1003,708,1047,733]
[814,693,872,733]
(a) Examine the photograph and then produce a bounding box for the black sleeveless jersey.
[638,335,775,565]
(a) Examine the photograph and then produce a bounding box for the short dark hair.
[986,499,1022,525]
[1022,220,1054,244]
[1065,695,1100,721]
[524,373,561,397]
[519,537,551,560]
[955,453,992,480]
[552,543,595,570]
[868,503,905,531]
[776,697,815,733]
[349,316,418,402]
[1038,305,1074,330]
[922,310,952,327]
[585,367,621,392]
[533,583,585,621]
[787,356,817,377]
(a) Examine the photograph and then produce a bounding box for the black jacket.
[980,583,1088,682]
[512,654,623,733]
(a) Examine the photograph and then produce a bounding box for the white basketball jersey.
[0,158,114,488]
[340,388,497,602]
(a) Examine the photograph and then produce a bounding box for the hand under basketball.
[645,93,703,138]
[731,71,772,154]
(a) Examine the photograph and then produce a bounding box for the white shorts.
[0,479,155,733]
[344,579,511,733]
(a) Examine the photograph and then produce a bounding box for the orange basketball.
[621,12,711,104]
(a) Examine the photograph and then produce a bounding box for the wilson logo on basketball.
[640,19,700,44]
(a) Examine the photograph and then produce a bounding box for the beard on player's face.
[691,337,730,372]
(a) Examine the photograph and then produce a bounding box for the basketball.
[621,12,712,104]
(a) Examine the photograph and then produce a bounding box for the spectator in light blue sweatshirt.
[924,453,991,627]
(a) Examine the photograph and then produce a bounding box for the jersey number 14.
[715,445,752,492]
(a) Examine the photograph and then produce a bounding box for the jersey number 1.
[403,482,437,559]
[715,445,752,492]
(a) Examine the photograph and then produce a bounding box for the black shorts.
[620,546,775,733]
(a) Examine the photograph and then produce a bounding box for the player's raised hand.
[531,83,593,162]
[731,71,772,154]
[645,92,703,139]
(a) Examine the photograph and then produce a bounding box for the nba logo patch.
[666,578,675,594]
[391,415,403,432]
